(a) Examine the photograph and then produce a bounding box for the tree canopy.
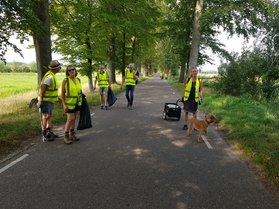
[1,0,278,88]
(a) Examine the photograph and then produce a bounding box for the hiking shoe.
[70,131,80,141]
[64,134,72,144]
[182,125,188,130]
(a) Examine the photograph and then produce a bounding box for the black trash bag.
[77,94,92,130]
[107,87,117,107]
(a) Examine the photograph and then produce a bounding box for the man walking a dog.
[37,60,62,141]
[182,67,203,130]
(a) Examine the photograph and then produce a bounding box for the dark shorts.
[67,104,81,113]
[183,99,198,113]
[40,101,54,114]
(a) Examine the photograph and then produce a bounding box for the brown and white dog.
[187,114,216,143]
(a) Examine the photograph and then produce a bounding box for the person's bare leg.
[183,111,189,129]
[64,113,75,144]
[70,112,80,141]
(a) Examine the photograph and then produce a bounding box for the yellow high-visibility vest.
[184,77,201,102]
[97,71,109,88]
[64,77,82,110]
[125,69,136,86]
[38,71,59,102]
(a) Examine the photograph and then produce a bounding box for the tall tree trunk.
[107,34,116,83]
[138,63,142,75]
[85,1,94,92]
[179,59,186,83]
[86,55,94,92]
[87,58,94,92]
[179,49,189,83]
[87,72,94,92]
[85,38,94,92]
[131,36,136,63]
[33,0,52,88]
[188,0,203,76]
[121,31,126,78]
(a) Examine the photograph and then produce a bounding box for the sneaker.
[101,105,104,109]
[182,125,188,130]
[105,105,108,110]
[48,131,58,138]
[42,132,54,142]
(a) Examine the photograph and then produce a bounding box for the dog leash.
[199,96,206,119]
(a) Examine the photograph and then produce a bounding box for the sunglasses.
[68,68,75,72]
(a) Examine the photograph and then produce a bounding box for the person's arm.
[61,79,68,113]
[40,84,48,101]
[39,75,52,101]
[37,84,47,108]
[93,75,97,90]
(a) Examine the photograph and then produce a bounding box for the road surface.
[1,75,278,209]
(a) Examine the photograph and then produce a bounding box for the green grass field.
[0,72,145,160]
[0,72,93,99]
[0,73,38,98]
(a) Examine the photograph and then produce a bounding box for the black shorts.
[67,105,81,113]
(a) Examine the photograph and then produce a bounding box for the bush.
[0,62,36,73]
[215,50,279,101]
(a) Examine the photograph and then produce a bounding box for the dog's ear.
[208,114,216,120]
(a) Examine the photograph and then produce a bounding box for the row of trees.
[0,62,37,73]
[1,0,279,100]
[216,1,279,101]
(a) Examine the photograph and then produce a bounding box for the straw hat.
[48,60,62,70]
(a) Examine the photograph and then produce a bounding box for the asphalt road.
[1,76,278,209]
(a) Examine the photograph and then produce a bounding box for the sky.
[5,32,254,72]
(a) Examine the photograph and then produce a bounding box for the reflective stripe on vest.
[97,71,109,88]
[65,77,82,110]
[125,69,136,86]
[39,71,59,102]
[184,77,201,102]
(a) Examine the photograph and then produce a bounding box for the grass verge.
[0,75,148,161]
[168,76,279,188]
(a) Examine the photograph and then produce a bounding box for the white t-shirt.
[43,75,52,86]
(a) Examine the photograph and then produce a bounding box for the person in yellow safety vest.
[160,71,164,79]
[37,60,61,142]
[61,65,83,144]
[164,72,168,80]
[182,67,203,130]
[93,64,111,110]
[121,63,138,110]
